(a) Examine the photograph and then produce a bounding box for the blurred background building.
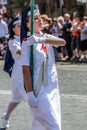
[0,0,87,18]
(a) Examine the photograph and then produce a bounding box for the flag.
[60,0,64,7]
[57,0,65,8]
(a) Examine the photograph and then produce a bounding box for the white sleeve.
[44,33,57,39]
[44,33,59,48]
[21,41,30,66]
[8,40,21,55]
[27,35,45,46]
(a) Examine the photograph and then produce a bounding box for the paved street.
[0,60,87,130]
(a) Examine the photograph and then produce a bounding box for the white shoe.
[1,113,9,129]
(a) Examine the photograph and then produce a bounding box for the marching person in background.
[1,17,27,129]
[21,5,66,130]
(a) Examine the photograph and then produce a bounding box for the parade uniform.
[21,32,61,130]
[9,35,27,102]
[1,16,28,129]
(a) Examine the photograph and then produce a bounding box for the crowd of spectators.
[0,5,87,63]
[41,12,87,63]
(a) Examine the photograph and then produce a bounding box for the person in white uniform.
[21,5,66,130]
[1,17,27,128]
[0,14,8,38]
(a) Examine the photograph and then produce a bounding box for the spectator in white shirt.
[0,14,8,38]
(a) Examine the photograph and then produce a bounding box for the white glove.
[27,35,45,46]
[27,92,38,107]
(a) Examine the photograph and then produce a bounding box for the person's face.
[75,17,80,23]
[27,13,43,33]
[83,18,87,24]
[58,20,62,24]
[64,16,70,21]
[53,20,57,25]
[13,23,21,36]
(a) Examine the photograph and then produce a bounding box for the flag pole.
[30,0,34,90]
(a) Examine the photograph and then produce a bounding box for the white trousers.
[27,90,61,130]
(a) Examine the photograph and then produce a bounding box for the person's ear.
[13,27,15,33]
[26,22,30,30]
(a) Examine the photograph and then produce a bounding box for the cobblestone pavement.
[0,60,87,130]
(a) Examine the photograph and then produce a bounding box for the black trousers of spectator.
[63,34,72,59]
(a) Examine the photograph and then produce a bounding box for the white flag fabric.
[60,0,64,7]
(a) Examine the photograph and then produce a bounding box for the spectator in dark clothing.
[62,13,72,60]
